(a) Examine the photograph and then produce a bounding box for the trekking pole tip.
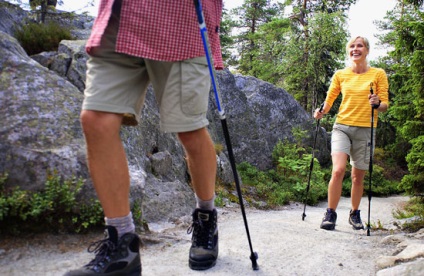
[250,252,259,270]
[366,223,371,236]
[302,213,306,221]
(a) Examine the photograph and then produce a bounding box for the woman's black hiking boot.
[320,208,337,230]
[188,208,219,270]
[349,209,365,230]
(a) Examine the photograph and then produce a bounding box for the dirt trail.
[0,196,409,276]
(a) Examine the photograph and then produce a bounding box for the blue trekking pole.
[302,103,324,221]
[193,0,259,270]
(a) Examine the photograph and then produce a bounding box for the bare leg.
[351,167,366,210]
[178,128,216,201]
[328,152,348,210]
[80,110,130,218]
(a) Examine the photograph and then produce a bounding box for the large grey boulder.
[54,40,87,92]
[208,71,330,170]
[0,31,194,222]
[0,31,87,191]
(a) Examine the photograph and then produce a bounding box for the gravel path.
[0,196,411,275]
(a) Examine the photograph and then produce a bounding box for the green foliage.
[248,17,291,84]
[0,172,103,235]
[214,190,225,207]
[238,137,328,208]
[230,0,284,75]
[29,0,59,10]
[401,133,424,195]
[220,8,238,68]
[227,0,355,112]
[375,3,424,197]
[282,10,349,111]
[366,165,403,196]
[131,200,148,232]
[15,21,72,55]
[237,162,294,206]
[339,162,403,198]
[393,197,424,232]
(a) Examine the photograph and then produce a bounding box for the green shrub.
[0,172,103,235]
[237,138,328,208]
[393,197,424,232]
[340,163,403,197]
[237,162,291,207]
[15,21,72,55]
[237,135,404,209]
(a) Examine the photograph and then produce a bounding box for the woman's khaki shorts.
[83,1,211,133]
[331,123,375,171]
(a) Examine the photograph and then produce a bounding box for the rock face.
[0,31,87,191]
[208,72,330,170]
[376,229,424,276]
[0,2,330,223]
[0,0,27,36]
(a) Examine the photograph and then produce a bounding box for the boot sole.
[189,258,217,270]
[350,223,365,230]
[128,265,142,276]
[320,224,336,230]
[349,219,364,230]
[107,265,142,276]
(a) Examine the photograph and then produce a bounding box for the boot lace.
[84,238,117,272]
[351,211,362,224]
[187,217,214,249]
[323,210,336,222]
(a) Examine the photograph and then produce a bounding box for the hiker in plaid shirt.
[65,1,223,275]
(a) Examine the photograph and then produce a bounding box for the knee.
[80,110,121,137]
[177,131,194,144]
[351,174,365,186]
[177,128,210,153]
[80,110,98,135]
[178,128,204,144]
[331,166,346,180]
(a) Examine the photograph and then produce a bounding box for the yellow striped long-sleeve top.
[325,67,389,127]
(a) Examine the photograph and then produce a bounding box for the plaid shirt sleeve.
[86,0,224,69]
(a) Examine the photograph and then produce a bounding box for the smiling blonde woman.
[313,36,389,231]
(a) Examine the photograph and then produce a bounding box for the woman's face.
[348,37,369,63]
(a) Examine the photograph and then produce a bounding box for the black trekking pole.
[367,82,377,236]
[302,103,324,221]
[193,0,259,270]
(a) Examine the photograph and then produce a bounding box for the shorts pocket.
[181,59,211,115]
[363,141,371,165]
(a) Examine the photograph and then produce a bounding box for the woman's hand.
[368,94,381,109]
[314,108,324,120]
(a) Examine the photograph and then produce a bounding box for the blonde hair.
[346,36,370,57]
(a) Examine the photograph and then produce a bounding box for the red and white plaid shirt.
[86,0,224,69]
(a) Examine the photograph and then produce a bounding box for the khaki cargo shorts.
[83,1,211,133]
[331,123,375,171]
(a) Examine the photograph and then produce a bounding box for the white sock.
[195,194,215,211]
[105,212,135,238]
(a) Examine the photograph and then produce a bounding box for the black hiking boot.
[320,208,337,230]
[188,208,218,270]
[349,209,365,230]
[64,226,141,276]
